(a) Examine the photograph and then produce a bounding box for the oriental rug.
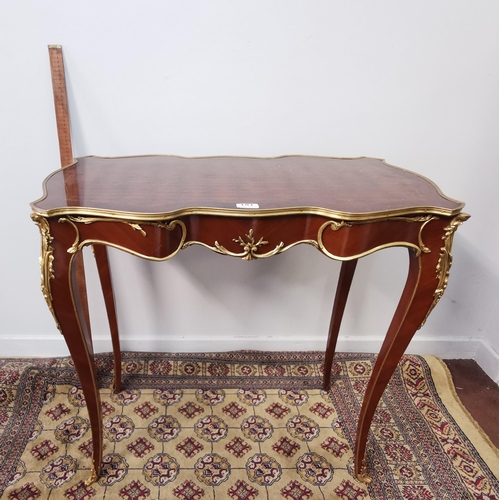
[0,352,497,500]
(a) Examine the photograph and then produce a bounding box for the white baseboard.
[1,334,492,376]
[473,339,499,383]
[0,336,71,358]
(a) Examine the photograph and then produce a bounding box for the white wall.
[1,1,498,381]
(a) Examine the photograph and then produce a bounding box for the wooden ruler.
[48,45,92,337]
[48,45,74,168]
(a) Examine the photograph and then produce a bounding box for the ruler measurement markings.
[48,45,73,168]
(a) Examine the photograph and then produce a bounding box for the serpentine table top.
[32,155,463,219]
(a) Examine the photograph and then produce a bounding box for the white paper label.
[236,203,259,209]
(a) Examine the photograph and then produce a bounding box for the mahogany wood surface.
[33,155,463,218]
[93,244,121,393]
[323,259,358,391]
[31,155,469,484]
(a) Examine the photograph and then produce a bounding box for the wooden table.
[30,154,469,484]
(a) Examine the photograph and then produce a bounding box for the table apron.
[48,213,441,262]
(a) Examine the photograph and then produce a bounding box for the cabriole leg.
[93,244,122,393]
[33,215,103,484]
[354,248,437,483]
[323,259,358,391]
